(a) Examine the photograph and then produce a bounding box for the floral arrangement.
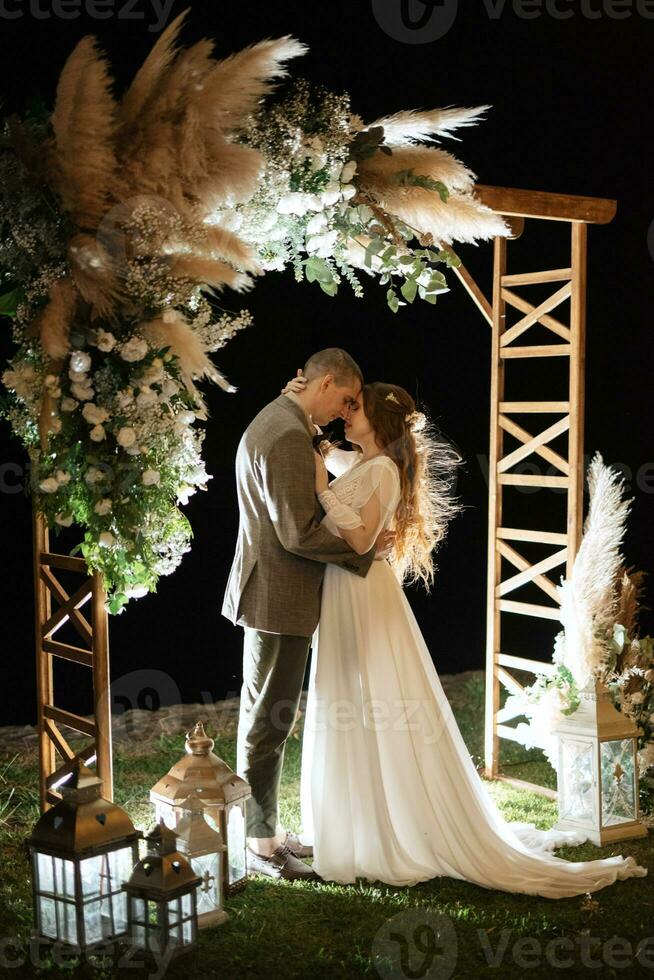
[502,453,654,784]
[215,77,509,312]
[0,8,509,613]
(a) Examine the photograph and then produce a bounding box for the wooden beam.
[498,652,556,676]
[476,185,617,224]
[452,261,493,326]
[497,527,568,545]
[497,598,561,621]
[502,268,571,286]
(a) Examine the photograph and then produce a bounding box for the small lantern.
[553,676,650,845]
[175,791,228,928]
[25,759,140,952]
[123,820,201,958]
[150,721,250,895]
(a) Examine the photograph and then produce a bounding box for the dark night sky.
[1,1,653,726]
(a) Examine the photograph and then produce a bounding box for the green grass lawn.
[1,674,653,979]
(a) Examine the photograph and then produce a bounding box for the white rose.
[160,379,180,399]
[276,192,312,216]
[117,427,137,448]
[90,424,106,442]
[71,383,95,401]
[55,469,71,485]
[176,484,196,506]
[305,194,324,212]
[177,410,196,425]
[120,337,149,363]
[125,444,141,455]
[54,513,74,527]
[96,329,117,352]
[44,373,58,388]
[341,184,357,201]
[70,350,92,374]
[84,466,106,485]
[136,388,158,410]
[49,417,62,435]
[259,213,278,233]
[631,692,645,705]
[82,403,109,426]
[94,498,112,516]
[340,160,357,183]
[125,583,149,598]
[320,182,341,207]
[39,477,60,494]
[99,531,116,548]
[306,213,328,235]
[117,388,134,408]
[61,397,78,412]
[142,469,160,486]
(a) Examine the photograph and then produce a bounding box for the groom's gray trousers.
[236,628,312,838]
[222,393,376,840]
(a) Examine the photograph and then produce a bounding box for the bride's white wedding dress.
[299,448,648,898]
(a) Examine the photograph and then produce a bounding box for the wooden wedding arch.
[32,184,616,811]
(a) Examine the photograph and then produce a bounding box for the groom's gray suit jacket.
[221,393,376,636]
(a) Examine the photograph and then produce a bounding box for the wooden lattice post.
[455,187,616,796]
[32,506,113,811]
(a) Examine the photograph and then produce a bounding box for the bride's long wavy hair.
[355,382,462,590]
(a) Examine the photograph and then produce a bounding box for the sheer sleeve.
[318,457,401,555]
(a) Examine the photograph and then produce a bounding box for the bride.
[281,373,648,899]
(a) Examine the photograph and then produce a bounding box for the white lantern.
[123,821,201,959]
[552,677,649,845]
[25,760,140,952]
[150,721,250,895]
[175,791,228,928]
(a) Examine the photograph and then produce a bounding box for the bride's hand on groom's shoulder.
[281,369,308,395]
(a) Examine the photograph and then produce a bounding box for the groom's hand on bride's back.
[374,529,395,560]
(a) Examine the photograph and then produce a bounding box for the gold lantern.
[553,677,650,845]
[25,760,140,952]
[123,820,201,958]
[150,721,250,895]
[175,791,228,928]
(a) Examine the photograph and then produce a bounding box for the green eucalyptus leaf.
[319,280,338,296]
[387,288,400,314]
[400,279,418,303]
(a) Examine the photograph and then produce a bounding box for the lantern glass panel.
[39,896,58,940]
[80,854,103,898]
[227,805,246,884]
[85,900,103,945]
[133,924,146,947]
[183,919,193,944]
[131,897,145,923]
[53,857,75,898]
[36,853,54,894]
[167,898,180,922]
[193,853,221,916]
[148,900,159,925]
[559,738,595,823]
[181,893,192,917]
[601,738,637,826]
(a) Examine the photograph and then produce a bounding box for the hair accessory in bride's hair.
[405,409,427,433]
[385,391,401,405]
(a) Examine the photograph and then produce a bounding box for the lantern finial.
[185,721,214,756]
[145,819,179,857]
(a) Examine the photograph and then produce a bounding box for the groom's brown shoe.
[247,844,322,882]
[283,831,313,858]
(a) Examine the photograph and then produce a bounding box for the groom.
[222,348,393,881]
